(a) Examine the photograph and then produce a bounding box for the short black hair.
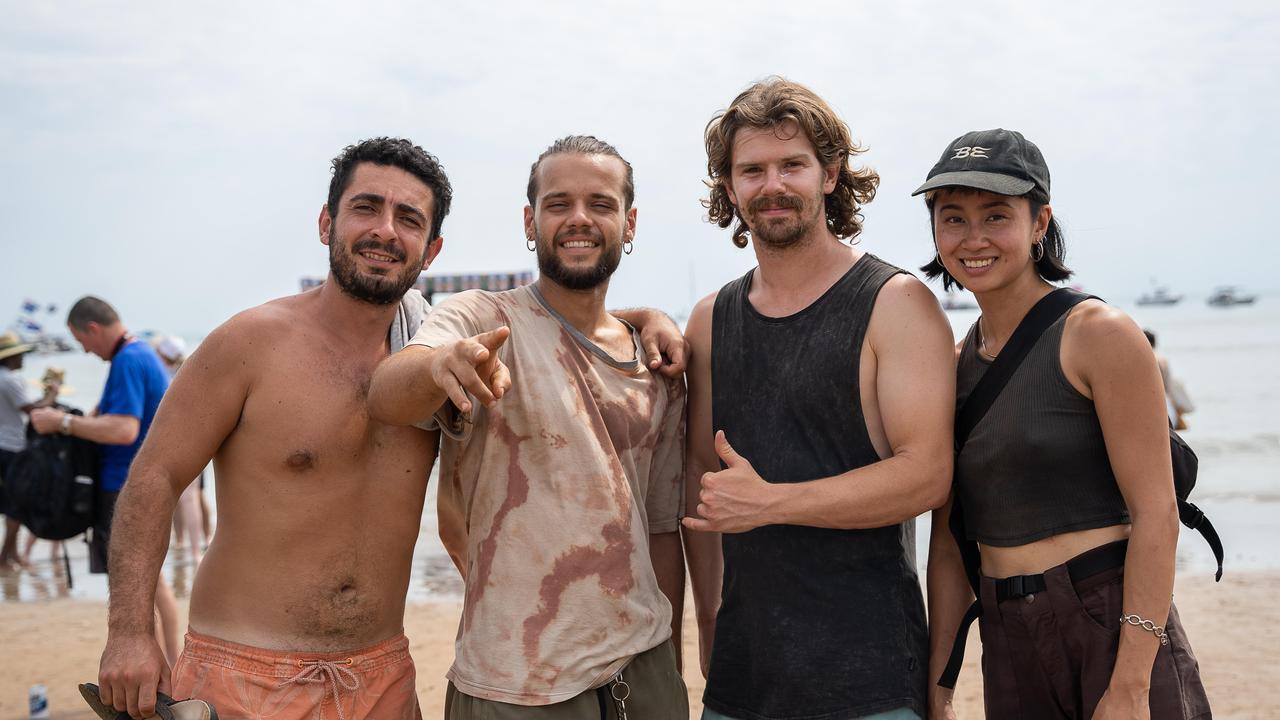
[919,186,1072,291]
[67,295,120,330]
[526,135,635,210]
[328,138,453,239]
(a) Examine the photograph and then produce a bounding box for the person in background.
[29,297,183,667]
[153,335,208,569]
[918,129,1210,719]
[1144,329,1194,431]
[0,332,60,570]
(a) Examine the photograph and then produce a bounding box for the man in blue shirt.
[30,295,182,665]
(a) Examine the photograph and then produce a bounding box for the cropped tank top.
[954,311,1130,546]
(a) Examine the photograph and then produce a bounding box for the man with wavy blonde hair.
[681,78,955,719]
[702,76,880,250]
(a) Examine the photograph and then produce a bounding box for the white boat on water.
[1207,286,1257,307]
[1137,286,1183,306]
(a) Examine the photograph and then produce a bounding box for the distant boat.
[942,291,977,311]
[1207,286,1257,307]
[1137,286,1183,306]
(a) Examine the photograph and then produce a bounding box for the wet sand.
[0,572,1274,719]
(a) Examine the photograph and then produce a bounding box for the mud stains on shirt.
[407,286,685,705]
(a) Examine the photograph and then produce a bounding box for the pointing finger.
[476,326,511,353]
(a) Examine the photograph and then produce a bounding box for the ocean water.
[3,299,1276,602]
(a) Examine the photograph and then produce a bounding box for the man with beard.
[680,79,954,719]
[94,137,689,720]
[368,136,690,719]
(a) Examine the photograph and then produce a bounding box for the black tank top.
[955,312,1130,546]
[705,254,927,720]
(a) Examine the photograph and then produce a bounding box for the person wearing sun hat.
[916,129,1212,719]
[0,331,60,568]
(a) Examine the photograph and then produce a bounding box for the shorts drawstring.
[278,658,361,720]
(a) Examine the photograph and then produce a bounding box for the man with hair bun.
[682,78,955,719]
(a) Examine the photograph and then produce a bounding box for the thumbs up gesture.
[681,431,778,534]
[430,326,513,414]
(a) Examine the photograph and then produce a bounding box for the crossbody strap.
[938,286,1093,690]
[955,287,1094,448]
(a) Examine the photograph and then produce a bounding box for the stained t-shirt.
[98,340,170,492]
[407,284,685,705]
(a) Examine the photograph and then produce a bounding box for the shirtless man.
[368,136,690,718]
[95,136,689,720]
[681,78,955,720]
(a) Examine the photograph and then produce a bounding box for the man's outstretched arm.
[685,275,955,532]
[368,326,511,426]
[98,319,253,719]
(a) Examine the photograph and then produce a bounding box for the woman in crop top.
[916,130,1210,720]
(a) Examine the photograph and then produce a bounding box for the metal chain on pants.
[609,671,630,720]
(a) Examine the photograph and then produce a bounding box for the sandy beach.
[1,571,1274,719]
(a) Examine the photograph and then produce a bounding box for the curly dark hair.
[327,137,453,239]
[703,77,879,248]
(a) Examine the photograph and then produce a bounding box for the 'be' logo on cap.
[951,146,991,159]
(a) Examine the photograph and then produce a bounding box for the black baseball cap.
[911,128,1050,199]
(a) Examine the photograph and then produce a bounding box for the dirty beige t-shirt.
[407,285,686,705]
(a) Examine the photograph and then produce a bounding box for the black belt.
[992,539,1128,603]
[938,540,1128,689]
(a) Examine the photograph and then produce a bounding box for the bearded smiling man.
[368,136,692,719]
[94,137,687,720]
[681,79,955,720]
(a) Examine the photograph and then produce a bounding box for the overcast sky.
[3,0,1278,337]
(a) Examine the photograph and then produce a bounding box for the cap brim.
[911,171,1035,197]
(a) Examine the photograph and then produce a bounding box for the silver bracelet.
[1119,613,1169,646]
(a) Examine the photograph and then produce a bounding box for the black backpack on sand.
[6,407,100,541]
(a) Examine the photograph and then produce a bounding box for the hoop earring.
[526,237,536,252]
[1031,239,1045,262]
[623,239,633,255]
[934,252,942,266]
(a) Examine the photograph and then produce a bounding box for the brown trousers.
[979,543,1212,719]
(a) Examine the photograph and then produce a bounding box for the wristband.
[60,413,73,436]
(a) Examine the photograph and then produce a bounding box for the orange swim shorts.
[172,629,421,720]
